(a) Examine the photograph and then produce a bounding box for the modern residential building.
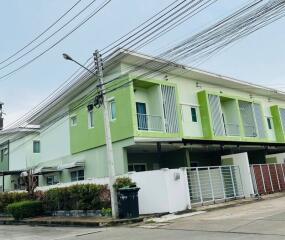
[1,49,285,191]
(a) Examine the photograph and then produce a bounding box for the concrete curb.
[0,217,145,227]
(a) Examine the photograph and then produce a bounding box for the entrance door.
[136,102,148,130]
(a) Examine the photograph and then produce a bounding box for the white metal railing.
[186,166,244,206]
[225,123,240,136]
[137,113,164,132]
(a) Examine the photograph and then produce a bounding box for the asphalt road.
[1,195,285,240]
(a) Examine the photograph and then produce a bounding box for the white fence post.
[196,168,203,204]
[219,167,226,200]
[260,165,266,193]
[274,164,281,191]
[267,164,274,192]
[208,167,215,202]
[229,166,236,198]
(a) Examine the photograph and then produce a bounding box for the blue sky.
[1,0,285,125]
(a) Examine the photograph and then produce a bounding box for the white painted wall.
[40,115,71,163]
[36,168,191,215]
[129,168,191,214]
[221,152,255,197]
[266,153,285,164]
[9,134,40,171]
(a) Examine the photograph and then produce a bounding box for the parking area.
[1,194,285,240]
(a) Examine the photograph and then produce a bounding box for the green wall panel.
[270,105,285,142]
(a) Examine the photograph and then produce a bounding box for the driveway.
[1,195,285,239]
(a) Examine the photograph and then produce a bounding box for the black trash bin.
[117,187,140,219]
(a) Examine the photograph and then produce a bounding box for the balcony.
[243,124,257,137]
[137,113,164,132]
[225,123,240,136]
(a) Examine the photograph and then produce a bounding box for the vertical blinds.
[161,85,179,133]
[208,94,225,136]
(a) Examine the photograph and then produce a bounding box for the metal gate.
[251,163,285,195]
[186,166,244,206]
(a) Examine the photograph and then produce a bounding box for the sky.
[1,0,285,126]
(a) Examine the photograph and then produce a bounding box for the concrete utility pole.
[93,50,119,218]
[63,51,119,218]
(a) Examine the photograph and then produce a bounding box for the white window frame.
[109,98,116,121]
[70,169,85,182]
[88,110,94,129]
[70,115,77,127]
[46,174,59,186]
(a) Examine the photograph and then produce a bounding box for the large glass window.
[70,169,85,182]
[33,141,40,153]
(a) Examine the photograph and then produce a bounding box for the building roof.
[5,48,285,129]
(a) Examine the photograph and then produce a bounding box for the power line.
[0,0,83,65]
[0,0,111,81]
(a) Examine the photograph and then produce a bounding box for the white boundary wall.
[36,168,191,215]
[221,152,255,197]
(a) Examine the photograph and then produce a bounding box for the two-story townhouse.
[2,49,285,191]
[0,127,40,191]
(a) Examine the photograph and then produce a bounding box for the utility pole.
[93,50,118,218]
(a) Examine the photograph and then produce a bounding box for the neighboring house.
[1,49,285,191]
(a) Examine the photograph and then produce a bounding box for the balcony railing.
[225,123,240,136]
[243,124,257,137]
[137,113,164,132]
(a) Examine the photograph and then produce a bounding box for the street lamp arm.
[62,53,97,76]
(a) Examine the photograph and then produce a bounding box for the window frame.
[266,117,272,130]
[33,140,40,153]
[109,99,117,121]
[88,109,94,129]
[46,175,59,186]
[191,107,198,123]
[70,169,85,182]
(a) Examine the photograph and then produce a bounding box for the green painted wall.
[70,82,135,154]
[197,90,270,143]
[270,105,285,142]
[266,157,277,164]
[197,90,213,139]
[221,157,234,165]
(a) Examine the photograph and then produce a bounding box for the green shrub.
[0,192,30,213]
[114,177,136,189]
[42,184,111,211]
[7,200,43,220]
[101,207,112,217]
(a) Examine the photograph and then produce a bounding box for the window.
[88,110,94,128]
[33,141,40,153]
[71,115,77,127]
[109,100,116,120]
[128,163,147,172]
[46,175,59,186]
[70,169,85,182]
[267,117,272,130]
[191,107,198,122]
[0,148,8,162]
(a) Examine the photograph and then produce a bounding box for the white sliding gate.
[186,166,244,206]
